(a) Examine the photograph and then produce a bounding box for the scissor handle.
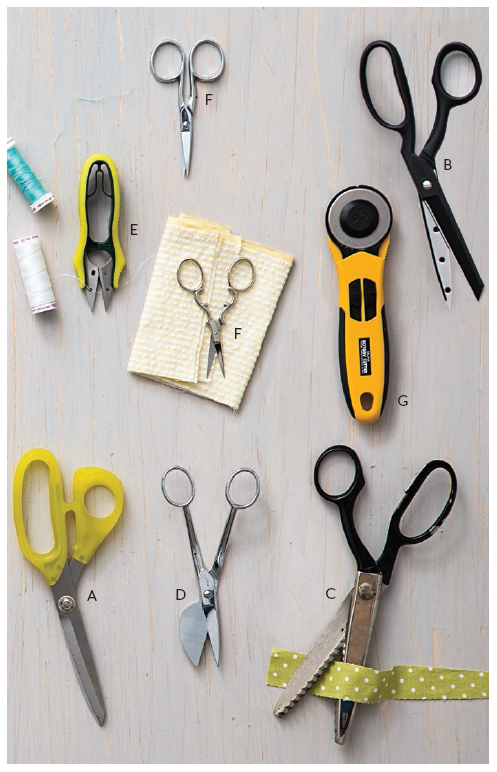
[177,258,204,294]
[70,466,124,566]
[150,39,185,83]
[210,468,260,578]
[421,42,482,164]
[189,39,225,82]
[225,468,260,509]
[377,459,457,585]
[314,446,378,573]
[13,449,123,586]
[161,466,195,507]
[360,40,416,156]
[227,258,255,293]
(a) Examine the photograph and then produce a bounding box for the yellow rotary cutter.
[326,186,392,423]
[73,154,126,311]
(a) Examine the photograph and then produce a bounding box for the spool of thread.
[7,138,54,213]
[12,235,57,314]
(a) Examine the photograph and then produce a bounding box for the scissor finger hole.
[150,39,184,82]
[86,165,113,242]
[439,51,479,99]
[177,259,204,293]
[21,460,54,553]
[161,466,195,507]
[226,468,260,509]
[84,486,117,518]
[396,466,454,541]
[314,447,360,500]
[228,259,255,292]
[363,47,406,127]
[190,39,225,82]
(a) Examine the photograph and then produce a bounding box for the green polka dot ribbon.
[267,649,489,702]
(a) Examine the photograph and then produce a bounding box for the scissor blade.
[179,600,208,666]
[336,572,382,744]
[420,199,452,309]
[207,338,225,377]
[54,599,106,725]
[99,265,113,310]
[206,607,220,665]
[273,590,352,717]
[84,256,99,311]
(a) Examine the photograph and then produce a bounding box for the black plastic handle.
[421,42,482,164]
[377,459,457,585]
[314,446,378,574]
[360,40,416,156]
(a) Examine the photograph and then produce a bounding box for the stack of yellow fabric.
[128,215,294,409]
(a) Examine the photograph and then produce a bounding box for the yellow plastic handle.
[71,466,124,564]
[329,236,390,424]
[73,153,126,288]
[13,449,124,586]
[13,449,69,586]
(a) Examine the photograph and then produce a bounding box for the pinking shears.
[274,445,457,743]
[13,448,124,725]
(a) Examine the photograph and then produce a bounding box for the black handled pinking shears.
[360,41,484,308]
[274,445,457,744]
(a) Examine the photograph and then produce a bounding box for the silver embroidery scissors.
[177,257,255,378]
[150,39,225,176]
[161,466,260,666]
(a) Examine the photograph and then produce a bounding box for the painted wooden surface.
[7,7,488,764]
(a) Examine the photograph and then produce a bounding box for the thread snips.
[73,154,126,310]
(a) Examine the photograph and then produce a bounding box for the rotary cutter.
[73,154,125,311]
[326,185,392,424]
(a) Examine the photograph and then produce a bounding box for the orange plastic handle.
[13,449,124,586]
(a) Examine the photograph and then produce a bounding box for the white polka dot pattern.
[267,648,489,703]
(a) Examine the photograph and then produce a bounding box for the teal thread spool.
[7,138,54,213]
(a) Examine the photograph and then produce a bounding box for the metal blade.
[273,590,352,717]
[336,572,382,744]
[206,608,220,665]
[420,199,452,309]
[52,563,105,725]
[215,342,225,377]
[84,256,99,311]
[179,601,207,666]
[181,130,191,177]
[99,265,113,310]
[207,337,216,377]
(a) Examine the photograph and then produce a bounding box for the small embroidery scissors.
[360,40,484,308]
[73,154,126,311]
[177,257,255,378]
[13,448,124,725]
[274,445,457,744]
[150,39,225,176]
[161,466,260,666]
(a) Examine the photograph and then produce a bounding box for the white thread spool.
[12,235,57,313]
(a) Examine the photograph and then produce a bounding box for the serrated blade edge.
[273,590,352,717]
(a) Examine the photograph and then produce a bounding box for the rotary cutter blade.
[326,186,392,424]
[73,154,126,311]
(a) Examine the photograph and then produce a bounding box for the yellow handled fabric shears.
[13,449,124,725]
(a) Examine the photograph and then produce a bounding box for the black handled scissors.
[360,40,484,308]
[274,445,457,744]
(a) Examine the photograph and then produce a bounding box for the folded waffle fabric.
[128,215,294,409]
[267,648,489,702]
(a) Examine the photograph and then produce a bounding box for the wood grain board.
[8,7,488,764]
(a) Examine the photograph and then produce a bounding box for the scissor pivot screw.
[422,180,432,190]
[203,590,213,599]
[58,595,76,613]
[183,120,190,129]
[358,583,376,600]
